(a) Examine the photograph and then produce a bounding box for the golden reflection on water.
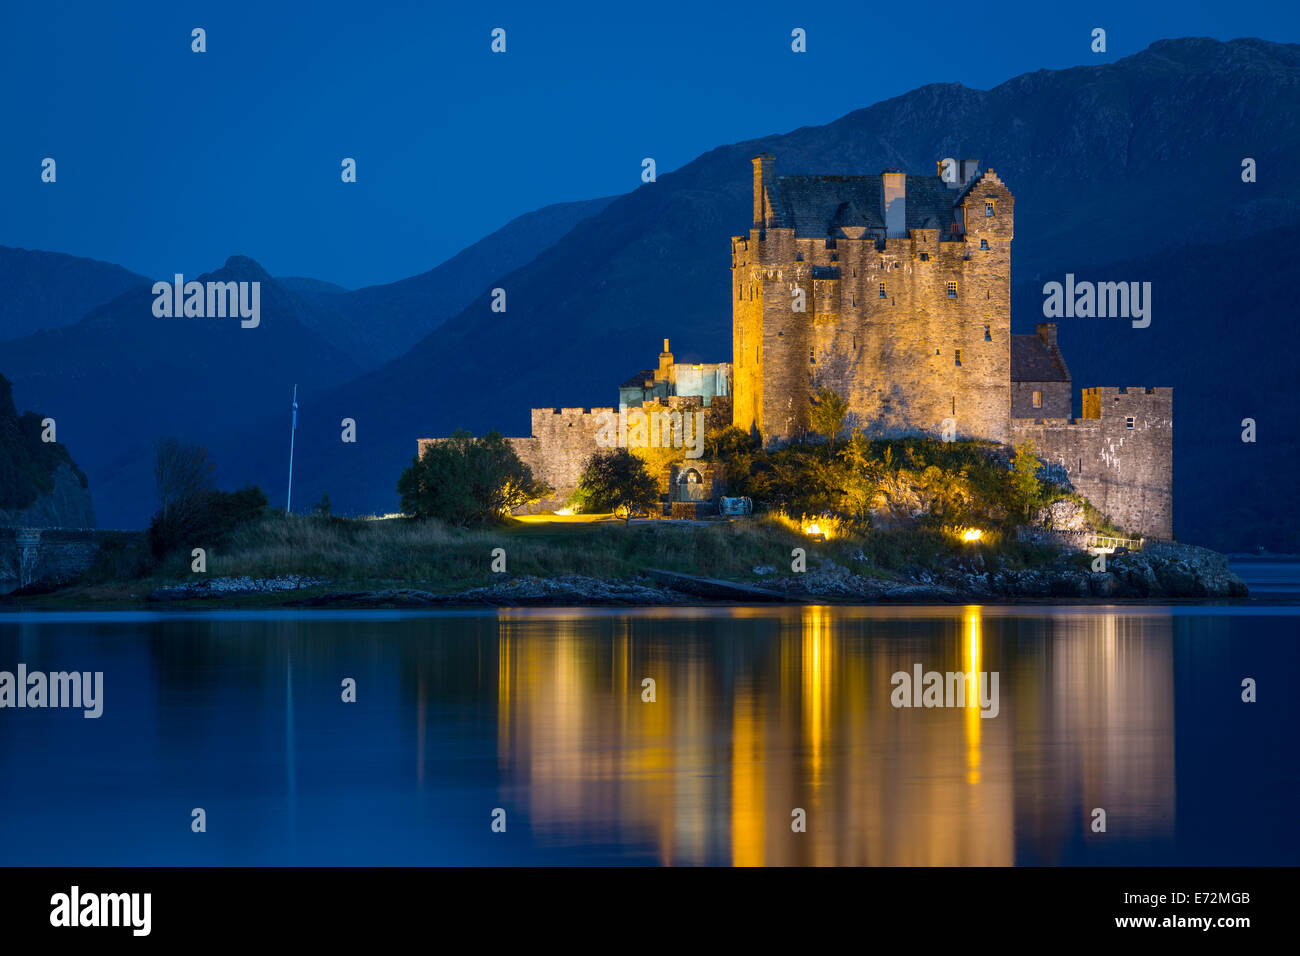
[493,605,1175,866]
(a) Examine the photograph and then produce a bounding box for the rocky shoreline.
[133,541,1248,608]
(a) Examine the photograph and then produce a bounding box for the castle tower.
[732,155,1013,444]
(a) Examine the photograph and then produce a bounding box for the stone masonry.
[731,155,1173,538]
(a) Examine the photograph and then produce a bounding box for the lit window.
[946,281,958,298]
[954,349,962,367]
[1125,416,1135,429]
[1032,390,1042,408]
[879,282,887,299]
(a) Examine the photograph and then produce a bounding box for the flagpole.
[286,384,298,514]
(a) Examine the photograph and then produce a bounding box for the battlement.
[532,406,615,419]
[1081,386,1173,419]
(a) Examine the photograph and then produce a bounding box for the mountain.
[0,194,617,527]
[1,257,364,527]
[275,277,350,296]
[0,372,95,528]
[252,37,1299,551]
[273,195,618,368]
[0,247,149,340]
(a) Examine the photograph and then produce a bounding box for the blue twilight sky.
[3,0,1299,290]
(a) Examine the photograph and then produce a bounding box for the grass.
[133,509,1063,592]
[5,508,1076,610]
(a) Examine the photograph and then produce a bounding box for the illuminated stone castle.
[419,155,1173,537]
[732,155,1172,537]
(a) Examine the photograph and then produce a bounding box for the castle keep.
[730,155,1172,538]
[419,155,1173,538]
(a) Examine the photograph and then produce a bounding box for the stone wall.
[1012,386,1173,538]
[1011,380,1071,419]
[0,528,141,593]
[734,169,1014,446]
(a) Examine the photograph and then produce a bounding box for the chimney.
[657,338,674,379]
[959,158,980,187]
[753,154,774,228]
[882,170,906,238]
[1036,323,1058,349]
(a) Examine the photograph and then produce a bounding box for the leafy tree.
[809,387,850,450]
[573,449,659,521]
[1010,441,1044,523]
[148,484,268,558]
[397,431,549,526]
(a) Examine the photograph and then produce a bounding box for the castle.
[420,155,1172,538]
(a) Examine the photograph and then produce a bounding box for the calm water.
[0,603,1297,866]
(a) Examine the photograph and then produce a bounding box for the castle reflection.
[492,605,1176,865]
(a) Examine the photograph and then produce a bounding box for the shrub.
[397,431,550,526]
[148,485,270,558]
[573,448,659,520]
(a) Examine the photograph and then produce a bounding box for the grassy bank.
[130,511,1054,591]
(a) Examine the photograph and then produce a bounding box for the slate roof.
[620,369,656,389]
[1011,335,1071,383]
[765,174,959,237]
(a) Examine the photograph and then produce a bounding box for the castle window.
[946,281,958,298]
[984,324,992,341]
[810,348,816,364]
[951,397,956,415]
[919,253,929,261]
[985,200,995,217]
[980,239,989,250]
[796,253,804,261]
[1125,416,1135,429]
[879,282,887,299]
[1032,390,1042,408]
[954,349,962,367]
[831,253,838,262]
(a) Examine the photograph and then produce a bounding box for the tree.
[1010,441,1044,523]
[573,449,659,521]
[809,387,850,450]
[148,484,268,559]
[154,437,214,523]
[397,431,549,526]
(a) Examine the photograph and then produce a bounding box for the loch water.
[0,593,1297,865]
